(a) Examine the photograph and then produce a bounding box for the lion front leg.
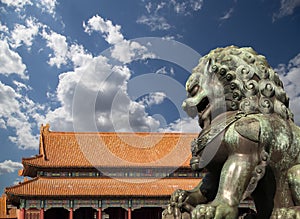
[163,171,220,219]
[191,153,258,219]
[162,181,206,219]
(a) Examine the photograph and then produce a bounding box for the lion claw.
[191,204,215,219]
[271,208,300,219]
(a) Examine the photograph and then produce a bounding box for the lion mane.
[192,45,293,120]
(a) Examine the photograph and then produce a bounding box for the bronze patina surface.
[163,46,300,219]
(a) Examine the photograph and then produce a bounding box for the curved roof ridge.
[5,177,40,191]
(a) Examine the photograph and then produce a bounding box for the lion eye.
[189,85,200,97]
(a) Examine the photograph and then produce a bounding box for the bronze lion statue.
[163,46,300,219]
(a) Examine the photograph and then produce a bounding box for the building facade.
[5,125,201,219]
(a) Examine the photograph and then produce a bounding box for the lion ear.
[234,117,260,142]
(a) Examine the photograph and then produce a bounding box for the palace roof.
[6,177,199,197]
[22,125,197,174]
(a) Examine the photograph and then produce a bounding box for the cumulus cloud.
[39,19,160,132]
[0,82,40,149]
[0,160,23,175]
[110,40,153,64]
[1,0,57,15]
[159,117,200,133]
[41,28,69,68]
[10,17,41,48]
[0,0,32,11]
[273,0,300,21]
[39,15,200,134]
[84,15,124,44]
[276,52,300,125]
[43,50,161,132]
[0,39,27,79]
[84,14,155,63]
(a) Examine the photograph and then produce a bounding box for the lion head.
[182,45,293,130]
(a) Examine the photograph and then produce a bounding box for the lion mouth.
[197,97,212,129]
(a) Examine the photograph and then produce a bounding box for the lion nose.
[182,100,198,118]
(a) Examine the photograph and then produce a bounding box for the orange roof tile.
[6,177,200,197]
[23,126,197,168]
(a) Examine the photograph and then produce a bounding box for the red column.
[127,208,132,219]
[69,208,73,219]
[39,208,44,219]
[19,208,25,219]
[97,208,102,219]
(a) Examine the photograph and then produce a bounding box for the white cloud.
[13,80,32,92]
[138,0,204,31]
[190,0,204,11]
[0,39,27,79]
[155,66,168,75]
[84,14,155,63]
[1,0,56,15]
[155,66,175,76]
[10,17,41,48]
[172,1,187,14]
[137,15,171,31]
[139,92,167,107]
[220,8,234,20]
[0,82,39,149]
[170,0,204,14]
[0,0,32,11]
[0,21,8,32]
[273,0,300,21]
[42,45,160,132]
[159,117,200,133]
[110,40,153,64]
[155,2,167,13]
[0,82,20,121]
[36,0,57,15]
[0,160,23,175]
[170,67,175,75]
[38,15,174,134]
[41,28,68,68]
[145,2,152,13]
[84,14,124,45]
[276,52,300,125]
[68,44,93,67]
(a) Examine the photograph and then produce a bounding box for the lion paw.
[271,208,300,219]
[191,203,237,219]
[170,189,188,208]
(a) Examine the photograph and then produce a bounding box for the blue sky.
[0,0,300,193]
